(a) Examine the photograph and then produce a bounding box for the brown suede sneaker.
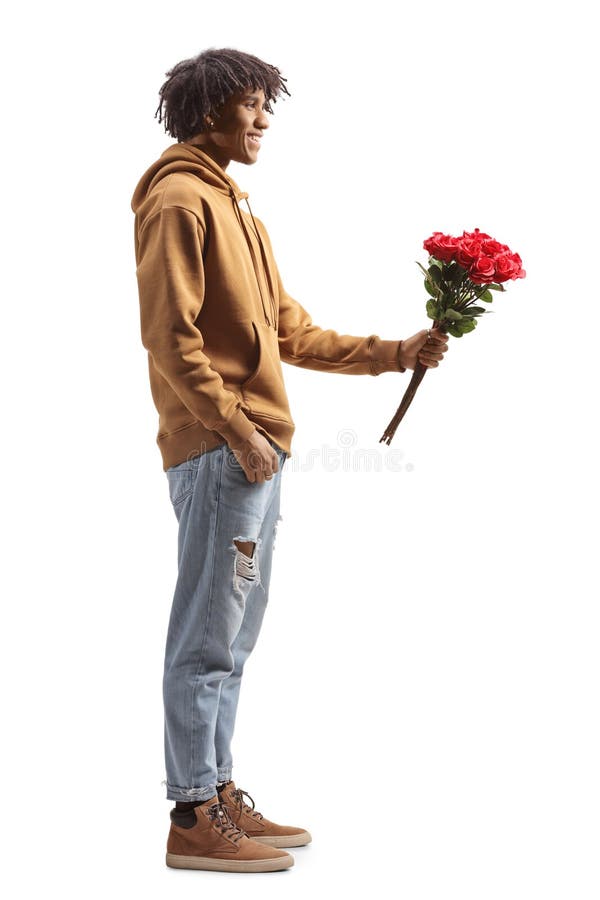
[166,795,294,872]
[217,781,312,848]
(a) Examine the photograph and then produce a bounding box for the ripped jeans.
[162,436,286,803]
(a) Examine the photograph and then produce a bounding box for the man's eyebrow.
[243,94,266,103]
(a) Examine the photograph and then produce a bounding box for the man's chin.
[233,150,259,166]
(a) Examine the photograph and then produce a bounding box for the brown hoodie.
[131,142,405,471]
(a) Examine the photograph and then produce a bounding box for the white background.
[2,0,598,897]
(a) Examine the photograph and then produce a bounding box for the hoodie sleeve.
[275,266,407,375]
[134,205,257,448]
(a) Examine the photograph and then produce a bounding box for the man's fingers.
[427,331,448,345]
[420,329,448,350]
[420,347,446,360]
[419,331,448,367]
[243,451,278,483]
[423,339,448,355]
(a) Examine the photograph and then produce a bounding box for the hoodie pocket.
[241,322,294,424]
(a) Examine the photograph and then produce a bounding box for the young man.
[131,47,448,874]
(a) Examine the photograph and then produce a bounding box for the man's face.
[199,87,271,168]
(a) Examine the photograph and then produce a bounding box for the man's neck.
[187,140,230,171]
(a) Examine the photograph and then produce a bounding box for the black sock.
[175,800,204,812]
[171,797,214,828]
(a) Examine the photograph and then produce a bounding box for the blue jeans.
[162,437,286,802]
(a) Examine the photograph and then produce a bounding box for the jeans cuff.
[165,781,217,803]
[217,768,232,783]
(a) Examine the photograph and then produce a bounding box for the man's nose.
[256,111,270,130]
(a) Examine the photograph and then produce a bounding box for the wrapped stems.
[379,323,447,446]
[379,360,428,445]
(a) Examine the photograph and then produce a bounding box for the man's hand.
[231,430,279,483]
[399,327,449,371]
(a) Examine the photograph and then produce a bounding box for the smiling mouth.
[247,133,262,146]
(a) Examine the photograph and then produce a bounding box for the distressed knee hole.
[234,539,255,559]
[233,538,258,582]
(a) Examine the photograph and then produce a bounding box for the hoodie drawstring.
[244,197,278,331]
[229,189,277,331]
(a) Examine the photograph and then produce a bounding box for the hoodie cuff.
[216,408,257,449]
[369,337,406,375]
[396,341,407,373]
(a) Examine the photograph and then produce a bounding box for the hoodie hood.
[131,141,277,329]
[131,141,250,211]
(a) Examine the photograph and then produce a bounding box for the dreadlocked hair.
[154,47,291,142]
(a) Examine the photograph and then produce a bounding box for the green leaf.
[465,306,486,316]
[451,265,467,285]
[458,318,476,334]
[428,265,443,285]
[447,325,463,338]
[424,278,438,298]
[479,289,493,302]
[416,261,429,277]
[488,283,505,292]
[428,256,443,269]
[426,298,438,320]
[444,307,463,321]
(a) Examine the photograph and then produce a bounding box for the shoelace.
[231,788,264,822]
[207,801,246,843]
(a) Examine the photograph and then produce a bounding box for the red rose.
[462,228,493,242]
[494,252,526,282]
[508,252,526,279]
[456,238,483,267]
[469,256,496,284]
[423,232,460,263]
[482,239,509,256]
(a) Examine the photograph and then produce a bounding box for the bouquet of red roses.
[379,228,526,445]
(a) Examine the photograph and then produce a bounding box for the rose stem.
[379,361,428,445]
[379,322,447,445]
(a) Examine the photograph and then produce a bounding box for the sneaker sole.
[250,831,312,848]
[165,852,294,872]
